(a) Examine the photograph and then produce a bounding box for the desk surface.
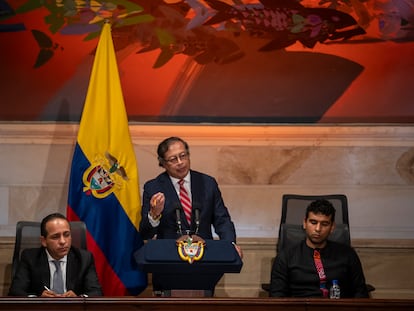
[1,297,414,311]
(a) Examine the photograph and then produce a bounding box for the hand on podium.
[232,242,243,259]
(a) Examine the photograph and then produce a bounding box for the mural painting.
[0,0,413,123]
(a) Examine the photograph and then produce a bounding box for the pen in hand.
[44,285,51,292]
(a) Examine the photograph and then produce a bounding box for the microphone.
[175,204,183,236]
[193,203,201,235]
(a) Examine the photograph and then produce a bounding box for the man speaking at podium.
[139,137,242,296]
[140,137,242,257]
[139,136,242,258]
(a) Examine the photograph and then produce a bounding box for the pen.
[44,286,51,291]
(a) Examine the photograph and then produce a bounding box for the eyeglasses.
[164,152,189,164]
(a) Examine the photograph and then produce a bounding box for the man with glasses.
[139,136,242,258]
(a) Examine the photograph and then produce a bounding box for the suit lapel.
[160,172,180,205]
[66,250,76,290]
[190,170,203,209]
[39,249,52,288]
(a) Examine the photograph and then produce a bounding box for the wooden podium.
[134,239,243,297]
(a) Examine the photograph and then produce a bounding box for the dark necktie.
[313,249,328,298]
[179,179,192,224]
[52,260,64,294]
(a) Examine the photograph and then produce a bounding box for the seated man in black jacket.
[269,199,369,298]
[9,213,102,297]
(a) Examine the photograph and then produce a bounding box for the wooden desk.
[1,297,414,311]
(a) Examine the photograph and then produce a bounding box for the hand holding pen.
[43,285,79,298]
[42,285,60,297]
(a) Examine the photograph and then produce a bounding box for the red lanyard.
[313,249,329,297]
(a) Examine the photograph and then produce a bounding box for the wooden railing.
[1,297,414,311]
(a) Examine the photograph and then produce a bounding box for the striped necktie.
[178,179,192,224]
[52,260,64,294]
[313,249,328,298]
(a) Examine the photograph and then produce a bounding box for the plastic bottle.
[330,280,341,299]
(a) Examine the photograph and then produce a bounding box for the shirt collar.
[170,171,191,185]
[45,249,67,263]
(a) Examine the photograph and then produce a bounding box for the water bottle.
[330,280,341,299]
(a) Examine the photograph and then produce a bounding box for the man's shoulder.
[69,247,93,259]
[278,240,304,257]
[19,247,46,265]
[21,247,44,256]
[287,239,305,251]
[327,240,355,253]
[191,170,216,182]
[145,172,169,184]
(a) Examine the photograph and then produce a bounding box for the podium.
[134,239,243,297]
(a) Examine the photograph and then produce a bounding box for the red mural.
[0,0,413,123]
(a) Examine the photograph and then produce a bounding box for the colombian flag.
[66,22,147,296]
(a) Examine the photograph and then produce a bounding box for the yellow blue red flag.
[67,22,147,295]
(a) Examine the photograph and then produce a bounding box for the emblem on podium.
[176,235,205,264]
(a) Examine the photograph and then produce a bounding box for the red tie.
[179,179,192,224]
[314,249,329,298]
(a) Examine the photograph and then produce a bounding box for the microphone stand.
[175,205,183,236]
[194,207,200,236]
[176,203,205,246]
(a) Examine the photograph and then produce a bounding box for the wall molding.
[1,123,414,146]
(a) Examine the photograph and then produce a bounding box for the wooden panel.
[1,298,414,311]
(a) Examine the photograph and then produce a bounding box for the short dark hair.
[157,136,190,167]
[40,213,69,237]
[305,199,336,222]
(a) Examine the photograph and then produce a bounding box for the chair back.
[278,223,351,252]
[11,220,87,279]
[277,194,350,253]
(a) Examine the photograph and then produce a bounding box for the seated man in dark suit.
[269,199,369,298]
[9,213,102,297]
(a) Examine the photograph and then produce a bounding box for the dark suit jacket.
[8,247,103,297]
[139,170,237,241]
